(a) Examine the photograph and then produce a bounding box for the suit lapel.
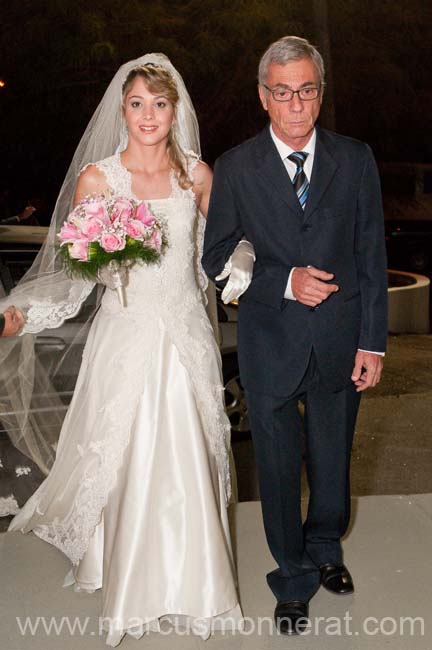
[254,128,304,220]
[304,126,338,220]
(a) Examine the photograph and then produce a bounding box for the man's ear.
[258,84,268,112]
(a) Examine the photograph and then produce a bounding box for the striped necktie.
[287,151,309,210]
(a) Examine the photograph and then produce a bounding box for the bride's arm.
[192,161,213,218]
[73,164,109,205]
[4,165,110,336]
[191,161,219,338]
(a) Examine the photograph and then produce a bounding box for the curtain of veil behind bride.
[3,53,243,646]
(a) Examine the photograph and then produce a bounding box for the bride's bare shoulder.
[74,164,109,204]
[190,160,212,188]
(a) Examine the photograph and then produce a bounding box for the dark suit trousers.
[246,351,361,602]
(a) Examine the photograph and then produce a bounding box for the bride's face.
[123,77,175,148]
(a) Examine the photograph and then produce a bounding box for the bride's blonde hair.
[122,64,192,190]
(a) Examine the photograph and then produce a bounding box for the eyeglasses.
[263,84,322,102]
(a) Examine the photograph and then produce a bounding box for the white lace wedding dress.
[9,153,243,645]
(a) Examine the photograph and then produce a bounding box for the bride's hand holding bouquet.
[58,194,168,306]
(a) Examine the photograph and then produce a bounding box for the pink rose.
[100,232,126,252]
[111,198,133,224]
[81,217,104,242]
[85,201,110,225]
[69,239,89,261]
[125,219,145,240]
[58,222,79,244]
[135,203,156,227]
[148,229,162,252]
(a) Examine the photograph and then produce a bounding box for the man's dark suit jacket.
[202,125,388,397]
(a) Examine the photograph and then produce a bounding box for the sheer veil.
[0,53,212,475]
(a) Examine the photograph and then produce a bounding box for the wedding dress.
[9,153,243,645]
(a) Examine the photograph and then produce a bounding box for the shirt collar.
[269,125,316,161]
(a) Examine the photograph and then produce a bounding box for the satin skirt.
[63,326,242,645]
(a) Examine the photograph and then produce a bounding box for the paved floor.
[1,334,431,649]
[233,333,432,501]
[1,495,431,649]
[1,333,432,527]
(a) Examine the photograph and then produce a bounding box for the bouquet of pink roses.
[58,194,167,305]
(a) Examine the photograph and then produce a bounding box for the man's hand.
[291,266,339,306]
[351,350,383,392]
[216,240,255,304]
[2,306,25,336]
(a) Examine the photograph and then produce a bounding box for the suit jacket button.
[302,224,312,232]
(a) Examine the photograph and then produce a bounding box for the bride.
[5,54,243,645]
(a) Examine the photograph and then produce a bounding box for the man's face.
[259,58,323,150]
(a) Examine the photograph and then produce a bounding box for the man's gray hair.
[258,36,325,86]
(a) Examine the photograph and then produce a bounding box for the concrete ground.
[1,333,431,649]
[233,333,432,501]
[1,333,432,529]
[2,495,431,649]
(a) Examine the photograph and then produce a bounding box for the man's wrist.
[284,267,297,300]
[358,348,385,357]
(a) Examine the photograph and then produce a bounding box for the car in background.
[0,224,48,297]
[0,225,249,443]
[217,296,249,438]
[381,162,432,273]
[385,220,432,272]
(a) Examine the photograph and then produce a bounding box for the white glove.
[215,239,255,304]
[97,260,128,290]
[97,260,130,306]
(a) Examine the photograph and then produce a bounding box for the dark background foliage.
[1,0,431,221]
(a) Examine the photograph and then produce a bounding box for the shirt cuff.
[358,349,385,357]
[284,267,297,300]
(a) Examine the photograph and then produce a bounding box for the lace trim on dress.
[0,495,20,516]
[165,313,231,503]
[29,331,157,565]
[23,283,94,335]
[94,156,132,198]
[95,154,181,202]
[184,152,210,304]
[15,153,231,565]
[94,152,209,306]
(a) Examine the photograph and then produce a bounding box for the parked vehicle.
[385,220,432,272]
[0,225,250,443]
[217,296,249,438]
[381,162,432,273]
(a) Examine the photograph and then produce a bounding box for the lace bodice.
[94,153,231,505]
[95,152,190,202]
[95,153,203,317]
[12,153,231,565]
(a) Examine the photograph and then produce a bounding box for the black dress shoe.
[320,563,354,595]
[274,601,309,635]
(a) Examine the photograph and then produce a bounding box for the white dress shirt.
[270,124,316,186]
[269,126,384,356]
[269,125,315,301]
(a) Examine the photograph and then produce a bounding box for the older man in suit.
[203,36,387,633]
